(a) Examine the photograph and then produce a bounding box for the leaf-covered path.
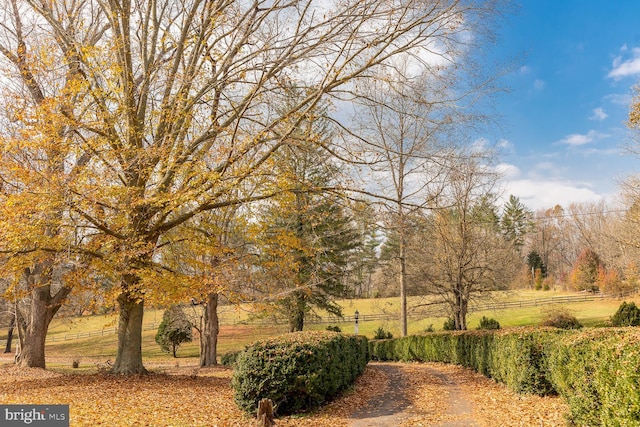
[349,362,567,427]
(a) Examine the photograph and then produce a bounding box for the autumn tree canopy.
[0,0,507,373]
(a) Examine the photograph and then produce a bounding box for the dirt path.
[349,362,567,427]
[350,364,413,427]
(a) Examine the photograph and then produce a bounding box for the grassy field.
[3,289,637,367]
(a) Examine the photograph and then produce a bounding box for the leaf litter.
[0,361,568,426]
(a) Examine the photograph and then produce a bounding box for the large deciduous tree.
[0,0,93,367]
[347,2,506,335]
[411,156,518,330]
[1,0,491,373]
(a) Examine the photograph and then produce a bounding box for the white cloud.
[608,46,640,80]
[495,163,520,179]
[500,178,602,211]
[605,93,633,106]
[589,107,608,121]
[533,79,545,90]
[470,137,489,153]
[557,130,603,146]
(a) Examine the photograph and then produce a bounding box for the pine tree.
[256,137,362,332]
[501,195,534,250]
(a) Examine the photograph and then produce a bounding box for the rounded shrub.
[373,327,393,339]
[476,316,501,330]
[220,350,242,367]
[232,331,368,416]
[443,318,456,331]
[541,308,582,329]
[610,301,640,326]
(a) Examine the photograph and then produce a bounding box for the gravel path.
[349,362,566,427]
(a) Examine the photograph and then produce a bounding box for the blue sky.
[488,1,640,211]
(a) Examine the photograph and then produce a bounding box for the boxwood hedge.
[232,330,368,416]
[370,327,640,425]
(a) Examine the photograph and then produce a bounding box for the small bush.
[541,308,582,330]
[220,350,242,367]
[232,331,368,415]
[373,327,393,339]
[326,325,342,333]
[476,316,500,330]
[610,301,640,326]
[443,318,456,331]
[424,324,434,333]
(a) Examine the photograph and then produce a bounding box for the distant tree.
[570,248,604,292]
[411,157,519,330]
[527,250,547,290]
[501,195,534,251]
[155,306,193,358]
[4,313,15,354]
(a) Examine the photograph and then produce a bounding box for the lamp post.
[354,310,359,336]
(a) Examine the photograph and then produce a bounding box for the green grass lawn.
[3,289,637,367]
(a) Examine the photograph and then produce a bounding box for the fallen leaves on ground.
[398,362,569,427]
[0,362,382,427]
[0,360,569,426]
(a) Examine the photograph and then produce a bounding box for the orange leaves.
[0,359,571,427]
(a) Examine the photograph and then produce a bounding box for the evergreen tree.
[155,306,193,358]
[501,195,534,250]
[527,250,547,277]
[256,134,362,332]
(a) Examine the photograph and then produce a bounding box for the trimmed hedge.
[370,327,640,425]
[546,328,640,426]
[232,331,368,415]
[370,328,560,394]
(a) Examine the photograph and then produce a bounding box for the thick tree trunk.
[111,289,147,375]
[199,292,219,367]
[16,284,71,368]
[4,314,15,353]
[453,285,468,331]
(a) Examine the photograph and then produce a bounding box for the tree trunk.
[399,232,408,337]
[453,284,468,331]
[111,288,147,375]
[4,314,15,353]
[199,292,219,367]
[16,283,71,368]
[288,292,305,332]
